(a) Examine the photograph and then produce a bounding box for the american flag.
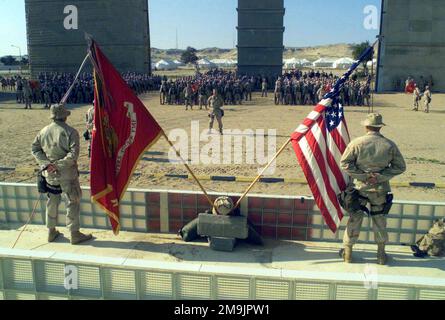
[290,46,374,233]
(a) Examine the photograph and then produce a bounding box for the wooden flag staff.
[161,131,215,208]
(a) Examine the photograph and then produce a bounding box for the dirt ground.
[0,90,444,202]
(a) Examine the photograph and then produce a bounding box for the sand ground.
[0,90,444,202]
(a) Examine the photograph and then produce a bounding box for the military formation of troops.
[158,69,258,109]
[157,69,373,110]
[273,70,372,107]
[0,73,163,109]
[0,68,434,114]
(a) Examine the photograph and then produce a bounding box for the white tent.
[173,59,185,66]
[366,58,378,68]
[155,59,177,70]
[299,59,312,67]
[284,58,300,69]
[210,59,237,68]
[197,58,216,68]
[333,57,356,69]
[284,58,314,68]
[313,58,335,68]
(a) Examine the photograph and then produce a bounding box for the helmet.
[212,196,234,215]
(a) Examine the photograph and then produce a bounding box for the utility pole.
[11,45,22,74]
[176,28,178,50]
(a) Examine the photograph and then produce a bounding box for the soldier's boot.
[377,244,387,265]
[48,228,61,243]
[71,231,93,245]
[340,245,353,263]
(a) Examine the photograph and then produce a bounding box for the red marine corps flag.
[88,39,162,234]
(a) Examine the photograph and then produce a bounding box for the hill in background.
[151,43,354,62]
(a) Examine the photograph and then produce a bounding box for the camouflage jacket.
[31,120,80,183]
[340,132,406,192]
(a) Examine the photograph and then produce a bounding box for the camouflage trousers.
[343,191,389,246]
[185,97,193,109]
[261,89,268,97]
[424,100,431,113]
[46,179,82,232]
[209,109,223,133]
[199,95,208,109]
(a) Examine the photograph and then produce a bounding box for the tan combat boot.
[342,245,353,263]
[71,231,93,245]
[48,228,61,243]
[377,244,387,265]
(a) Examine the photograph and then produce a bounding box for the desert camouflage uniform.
[412,87,421,111]
[416,219,445,256]
[340,131,406,246]
[424,88,432,113]
[208,93,224,134]
[31,108,82,233]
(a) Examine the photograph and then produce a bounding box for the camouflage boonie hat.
[361,113,386,128]
[50,104,71,120]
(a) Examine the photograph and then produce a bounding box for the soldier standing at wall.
[340,113,406,265]
[31,104,93,245]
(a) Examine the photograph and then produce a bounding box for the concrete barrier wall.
[1,248,444,300]
[1,183,445,245]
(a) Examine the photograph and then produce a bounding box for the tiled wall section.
[1,183,445,244]
[247,196,314,241]
[145,192,160,232]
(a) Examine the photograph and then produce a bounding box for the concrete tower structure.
[377,0,445,92]
[237,0,285,79]
[25,0,151,76]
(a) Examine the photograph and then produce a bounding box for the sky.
[0,0,381,56]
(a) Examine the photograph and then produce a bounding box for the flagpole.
[233,39,381,210]
[161,130,215,208]
[60,53,90,104]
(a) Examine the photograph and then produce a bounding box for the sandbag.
[178,218,202,242]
